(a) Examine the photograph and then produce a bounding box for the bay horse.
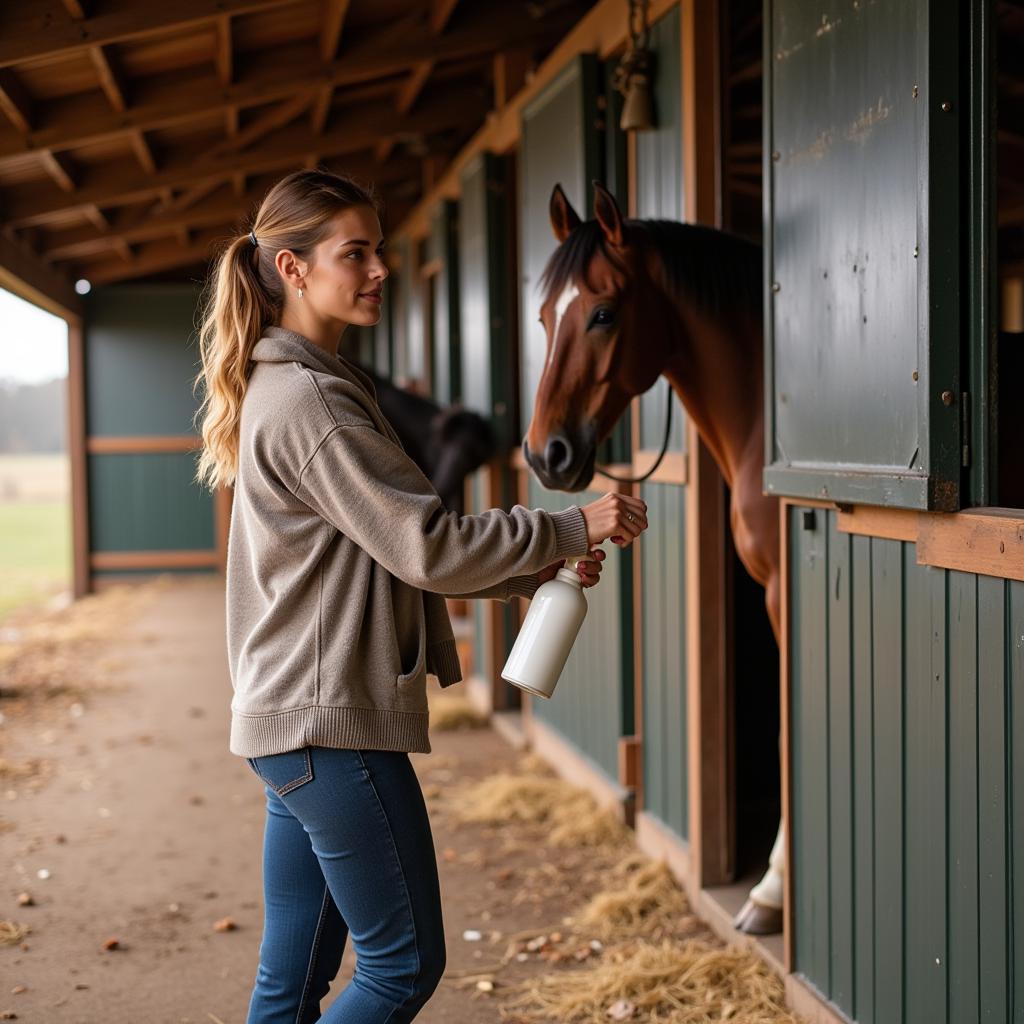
[355,363,496,515]
[523,181,782,935]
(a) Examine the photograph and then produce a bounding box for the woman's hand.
[536,547,607,589]
[580,492,649,548]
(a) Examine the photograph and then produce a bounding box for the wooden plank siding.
[84,283,217,578]
[632,4,688,841]
[788,504,1024,1023]
[527,479,633,785]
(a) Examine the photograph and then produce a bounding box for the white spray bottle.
[501,555,589,698]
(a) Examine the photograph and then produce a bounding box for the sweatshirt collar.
[251,325,378,400]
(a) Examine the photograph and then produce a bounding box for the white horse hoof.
[733,898,783,935]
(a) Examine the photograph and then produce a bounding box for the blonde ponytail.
[192,169,379,491]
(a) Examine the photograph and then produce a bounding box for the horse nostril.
[545,436,574,474]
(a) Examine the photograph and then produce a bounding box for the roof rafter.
[0,0,299,69]
[0,10,566,168]
[0,69,32,133]
[7,94,486,227]
[89,45,128,113]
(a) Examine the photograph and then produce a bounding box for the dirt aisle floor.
[1,577,796,1024]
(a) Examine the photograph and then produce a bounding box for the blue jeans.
[243,746,446,1023]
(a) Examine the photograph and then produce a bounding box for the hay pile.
[0,580,165,711]
[447,756,802,1023]
[428,691,488,731]
[572,853,695,941]
[499,938,797,1023]
[451,761,631,848]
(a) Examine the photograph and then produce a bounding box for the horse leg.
[730,503,786,935]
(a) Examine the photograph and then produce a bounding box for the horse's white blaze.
[548,283,579,368]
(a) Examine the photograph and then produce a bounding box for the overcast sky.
[0,288,69,385]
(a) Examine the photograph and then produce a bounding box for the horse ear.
[549,183,582,243]
[592,180,625,247]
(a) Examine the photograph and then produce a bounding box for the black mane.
[539,218,762,318]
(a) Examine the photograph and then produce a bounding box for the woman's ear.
[274,248,307,291]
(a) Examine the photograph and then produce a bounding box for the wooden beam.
[91,550,220,570]
[39,149,78,192]
[375,138,395,162]
[396,61,433,115]
[76,229,224,284]
[0,11,563,168]
[83,204,109,230]
[320,0,352,62]
[89,45,127,113]
[0,68,32,133]
[5,95,485,227]
[61,0,88,17]
[87,435,200,454]
[0,228,83,318]
[0,0,298,69]
[492,49,532,109]
[66,319,91,598]
[225,104,239,136]
[311,84,333,134]
[215,14,232,86]
[129,129,156,174]
[430,0,461,35]
[47,155,420,263]
[396,0,676,240]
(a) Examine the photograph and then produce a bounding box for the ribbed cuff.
[550,505,590,560]
[427,638,464,688]
[507,574,540,601]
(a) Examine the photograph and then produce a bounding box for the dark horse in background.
[523,181,783,935]
[353,363,496,515]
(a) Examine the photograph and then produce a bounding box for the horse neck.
[661,305,763,488]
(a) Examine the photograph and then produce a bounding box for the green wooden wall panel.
[458,153,517,452]
[791,507,1022,1023]
[428,200,461,404]
[764,0,962,509]
[640,481,687,838]
[89,452,214,552]
[948,572,980,1024]
[902,549,946,1024]
[826,517,854,1008]
[1007,585,1024,1024]
[519,55,601,428]
[981,575,1009,1024]
[634,4,686,456]
[850,532,875,1022]
[870,539,903,1023]
[85,284,203,436]
[791,507,830,988]
[527,476,630,783]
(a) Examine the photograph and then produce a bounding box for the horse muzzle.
[522,429,598,493]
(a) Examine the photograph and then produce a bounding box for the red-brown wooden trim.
[67,318,91,598]
[837,504,918,543]
[91,549,219,570]
[632,449,687,485]
[917,508,1024,582]
[86,434,201,454]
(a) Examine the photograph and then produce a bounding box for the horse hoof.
[733,898,783,935]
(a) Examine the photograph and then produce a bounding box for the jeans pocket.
[247,747,314,796]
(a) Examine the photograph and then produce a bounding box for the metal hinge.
[961,391,971,468]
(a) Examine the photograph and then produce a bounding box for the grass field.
[0,453,71,621]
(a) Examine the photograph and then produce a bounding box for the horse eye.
[590,308,615,328]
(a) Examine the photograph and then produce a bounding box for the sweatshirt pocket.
[396,613,427,687]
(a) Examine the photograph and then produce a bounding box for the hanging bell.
[620,68,654,131]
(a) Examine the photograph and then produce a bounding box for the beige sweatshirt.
[226,326,590,757]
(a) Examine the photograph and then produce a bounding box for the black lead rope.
[594,379,674,485]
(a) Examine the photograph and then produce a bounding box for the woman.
[193,169,649,1023]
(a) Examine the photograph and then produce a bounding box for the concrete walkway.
[0,576,631,1023]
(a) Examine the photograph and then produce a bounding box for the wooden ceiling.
[0,0,592,291]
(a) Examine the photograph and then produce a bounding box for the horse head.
[523,181,676,492]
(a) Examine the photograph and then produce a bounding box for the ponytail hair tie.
[248,229,259,248]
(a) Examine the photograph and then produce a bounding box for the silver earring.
[297,287,303,299]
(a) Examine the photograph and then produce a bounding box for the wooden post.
[67,318,91,598]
